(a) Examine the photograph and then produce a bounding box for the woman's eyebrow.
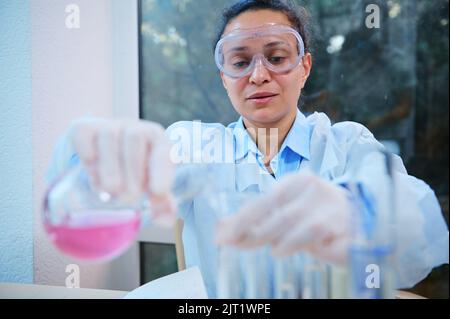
[226,41,290,54]
[264,40,288,48]
[225,45,249,54]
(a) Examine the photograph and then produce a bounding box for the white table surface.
[0,283,128,299]
[0,283,425,299]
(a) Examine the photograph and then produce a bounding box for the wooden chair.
[174,218,186,271]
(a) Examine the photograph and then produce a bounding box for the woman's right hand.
[69,118,176,226]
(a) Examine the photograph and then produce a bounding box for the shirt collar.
[232,117,260,161]
[282,110,311,160]
[232,109,311,161]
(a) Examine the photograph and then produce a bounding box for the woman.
[48,0,448,297]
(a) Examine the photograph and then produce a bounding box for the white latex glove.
[216,171,351,264]
[69,118,176,226]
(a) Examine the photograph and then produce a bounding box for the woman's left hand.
[215,171,351,264]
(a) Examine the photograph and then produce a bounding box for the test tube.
[241,246,271,299]
[273,255,301,299]
[301,256,330,299]
[217,245,243,299]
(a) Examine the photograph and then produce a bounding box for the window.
[139,0,236,127]
[140,242,178,284]
[139,0,448,298]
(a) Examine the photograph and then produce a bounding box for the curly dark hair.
[213,0,312,54]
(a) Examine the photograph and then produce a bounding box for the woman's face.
[221,9,312,126]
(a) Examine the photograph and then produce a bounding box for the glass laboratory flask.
[42,163,145,262]
[43,161,216,263]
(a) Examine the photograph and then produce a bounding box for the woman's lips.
[247,93,278,104]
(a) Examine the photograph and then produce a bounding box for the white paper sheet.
[123,267,208,299]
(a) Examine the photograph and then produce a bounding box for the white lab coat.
[166,111,449,295]
[47,111,449,297]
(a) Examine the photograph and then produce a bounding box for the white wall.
[31,0,140,290]
[1,0,168,291]
[0,0,34,284]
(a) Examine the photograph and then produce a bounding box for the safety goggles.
[215,24,305,79]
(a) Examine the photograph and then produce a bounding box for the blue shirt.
[229,111,311,180]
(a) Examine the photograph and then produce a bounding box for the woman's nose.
[249,59,271,85]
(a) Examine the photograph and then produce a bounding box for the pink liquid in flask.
[45,210,140,262]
